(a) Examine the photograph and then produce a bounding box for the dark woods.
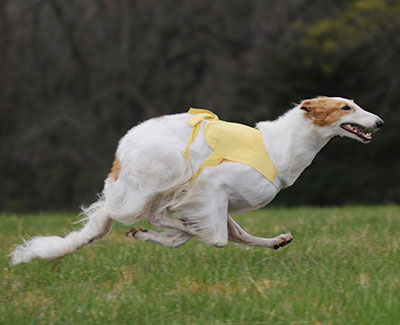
[1,0,399,211]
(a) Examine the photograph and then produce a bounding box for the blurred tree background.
[1,0,399,212]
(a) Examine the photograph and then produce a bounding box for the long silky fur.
[10,199,113,264]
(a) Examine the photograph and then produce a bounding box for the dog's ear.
[300,101,311,113]
[300,97,327,114]
[300,99,315,113]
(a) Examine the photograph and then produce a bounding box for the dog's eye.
[342,105,351,111]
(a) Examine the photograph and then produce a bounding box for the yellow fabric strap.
[184,108,278,182]
[195,151,223,177]
[203,120,278,182]
[183,108,219,161]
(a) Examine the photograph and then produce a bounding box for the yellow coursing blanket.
[183,108,278,182]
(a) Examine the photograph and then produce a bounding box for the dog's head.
[300,96,384,143]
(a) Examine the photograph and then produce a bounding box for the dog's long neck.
[256,107,331,189]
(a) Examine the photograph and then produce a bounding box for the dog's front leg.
[227,215,293,249]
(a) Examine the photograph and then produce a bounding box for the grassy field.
[1,206,399,324]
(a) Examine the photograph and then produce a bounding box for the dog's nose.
[375,119,384,129]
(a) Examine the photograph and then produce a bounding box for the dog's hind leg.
[126,228,192,248]
[147,209,190,232]
[228,215,293,249]
[146,208,228,248]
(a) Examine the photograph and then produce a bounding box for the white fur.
[10,97,383,264]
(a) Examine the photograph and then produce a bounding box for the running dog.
[10,96,384,264]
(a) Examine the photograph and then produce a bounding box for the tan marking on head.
[109,156,121,182]
[300,97,355,126]
[221,158,233,163]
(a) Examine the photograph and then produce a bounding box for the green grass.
[1,206,400,324]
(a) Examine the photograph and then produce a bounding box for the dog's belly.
[228,187,277,215]
[198,162,278,215]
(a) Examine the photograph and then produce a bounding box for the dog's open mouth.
[340,123,372,141]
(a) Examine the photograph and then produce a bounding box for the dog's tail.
[10,199,113,265]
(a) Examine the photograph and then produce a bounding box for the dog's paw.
[125,228,148,239]
[273,232,293,249]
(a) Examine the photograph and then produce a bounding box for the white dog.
[10,96,384,264]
